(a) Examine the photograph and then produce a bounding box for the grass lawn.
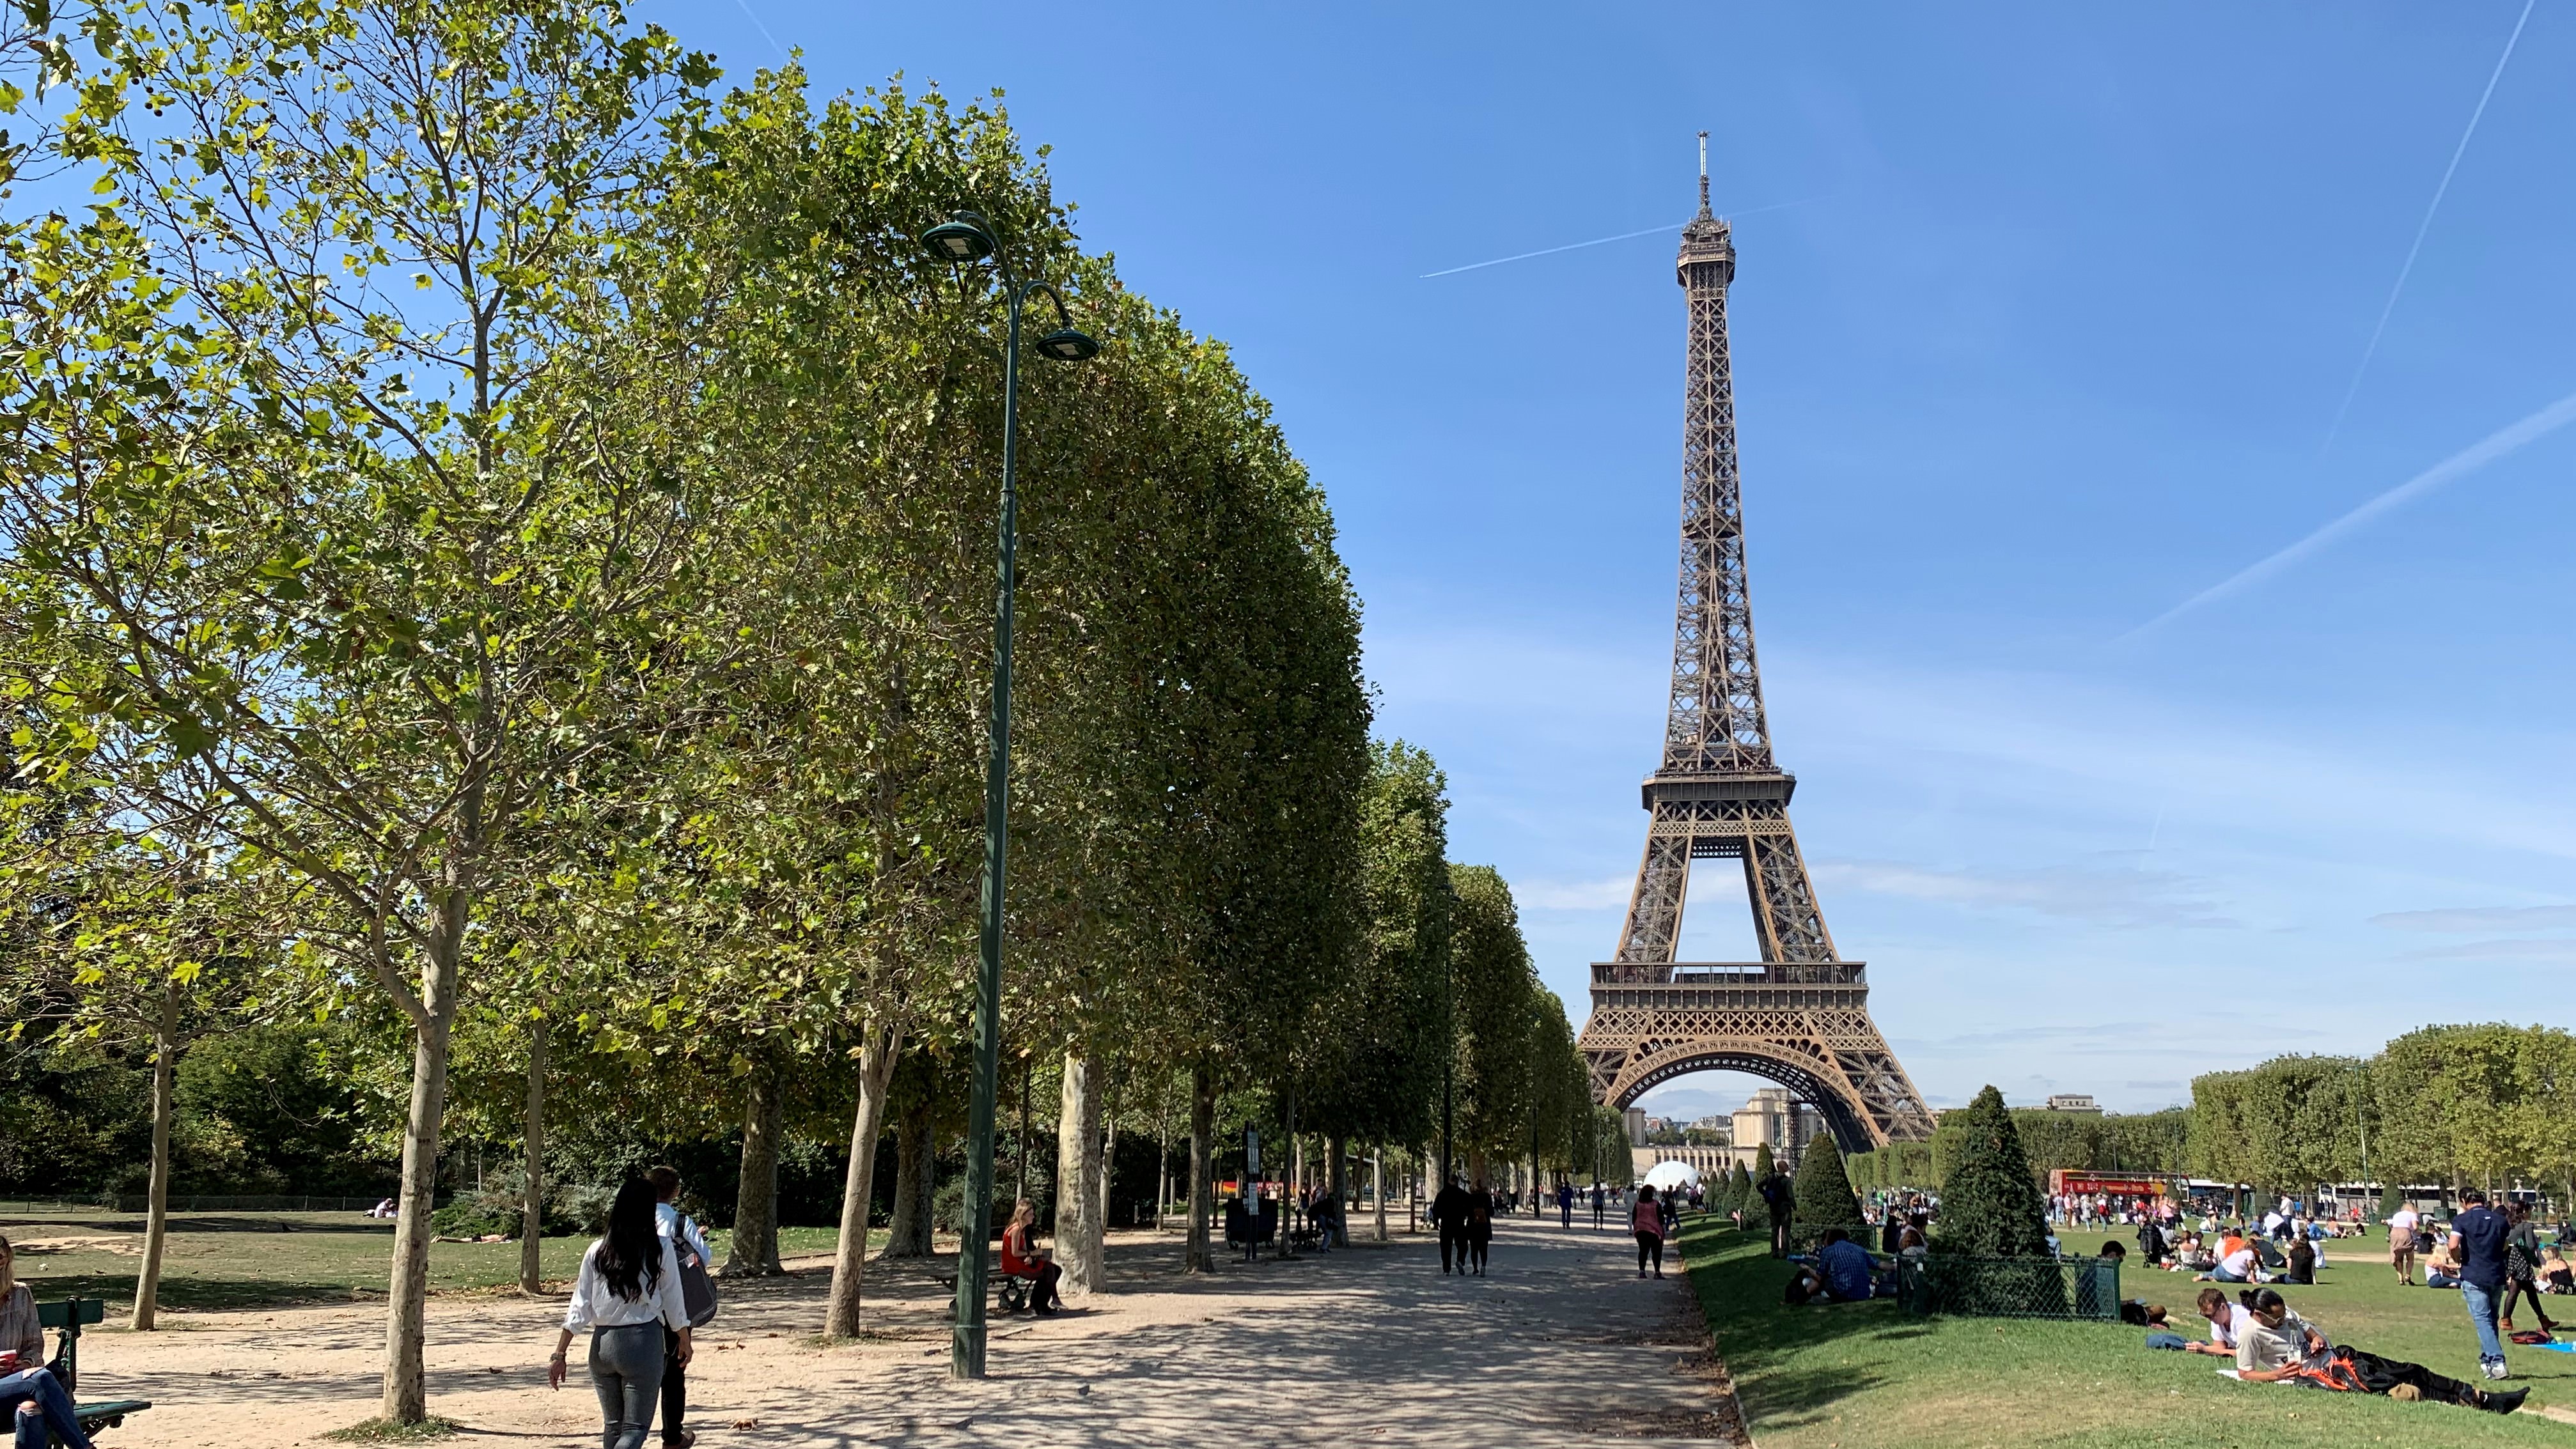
[3,1206,864,1313]
[1673,1216,2576,1448]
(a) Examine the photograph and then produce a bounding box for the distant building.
[1729,1088,1822,1173]
[2045,1094,2103,1115]
[1623,1106,1648,1147]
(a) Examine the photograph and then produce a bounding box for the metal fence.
[1894,1255,2121,1321]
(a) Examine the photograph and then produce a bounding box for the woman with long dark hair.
[549,1178,694,1449]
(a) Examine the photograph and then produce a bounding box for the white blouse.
[562,1237,690,1331]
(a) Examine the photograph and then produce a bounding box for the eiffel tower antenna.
[1577,147,1933,1155]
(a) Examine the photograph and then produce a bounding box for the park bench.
[1223,1201,1278,1262]
[35,1298,152,1439]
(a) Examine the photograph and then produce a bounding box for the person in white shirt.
[549,1179,694,1449]
[2184,1286,2247,1357]
[2385,1204,2421,1286]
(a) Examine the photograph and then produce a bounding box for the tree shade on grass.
[1786,1137,1867,1251]
[1933,1085,2052,1258]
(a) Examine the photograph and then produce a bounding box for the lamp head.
[1034,327,1100,362]
[921,211,997,263]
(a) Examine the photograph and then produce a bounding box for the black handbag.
[673,1221,719,1328]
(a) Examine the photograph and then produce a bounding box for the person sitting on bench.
[1784,1228,1875,1306]
[0,1235,98,1449]
[1001,1200,1063,1315]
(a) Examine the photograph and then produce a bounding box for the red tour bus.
[2049,1170,2180,1200]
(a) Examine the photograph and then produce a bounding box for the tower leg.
[1614,828,1690,963]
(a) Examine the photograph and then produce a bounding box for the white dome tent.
[1643,1160,1703,1193]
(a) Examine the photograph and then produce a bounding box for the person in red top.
[1632,1185,1667,1280]
[1001,1200,1064,1315]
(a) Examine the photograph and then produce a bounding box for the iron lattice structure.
[1577,141,1935,1151]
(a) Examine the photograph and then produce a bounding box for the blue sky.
[646,1,2576,1116]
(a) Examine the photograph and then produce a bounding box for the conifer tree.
[1935,1085,2053,1257]
[1727,1161,1754,1220]
[1789,1137,1868,1250]
[1754,1142,1776,1180]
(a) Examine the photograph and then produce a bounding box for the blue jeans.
[1,1367,96,1449]
[587,1323,666,1449]
[2460,1280,2505,1365]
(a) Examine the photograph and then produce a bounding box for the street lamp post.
[919,210,1099,1381]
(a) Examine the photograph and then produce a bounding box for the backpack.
[671,1218,719,1328]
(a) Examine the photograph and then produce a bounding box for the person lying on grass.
[2232,1287,2525,1414]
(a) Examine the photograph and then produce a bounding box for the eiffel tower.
[1577,136,1935,1151]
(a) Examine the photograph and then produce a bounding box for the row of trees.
[0,0,1592,1424]
[1845,1106,2189,1194]
[2190,1023,2576,1206]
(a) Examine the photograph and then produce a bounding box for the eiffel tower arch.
[1577,137,1935,1152]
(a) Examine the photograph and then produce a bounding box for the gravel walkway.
[82,1215,1746,1447]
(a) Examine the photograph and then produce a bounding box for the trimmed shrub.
[1934,1085,2052,1258]
[1788,1138,1868,1251]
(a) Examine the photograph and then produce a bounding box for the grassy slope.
[5,1208,856,1312]
[1673,1217,2575,1449]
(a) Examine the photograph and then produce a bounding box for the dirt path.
[76,1216,1744,1447]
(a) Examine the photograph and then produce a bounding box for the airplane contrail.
[2125,385,2576,639]
[732,0,789,62]
[1419,197,1825,279]
[2319,0,2536,453]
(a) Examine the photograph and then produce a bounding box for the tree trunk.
[1339,1132,1360,1245]
[1184,1062,1216,1274]
[519,1018,548,1294]
[1054,1051,1105,1296]
[1373,1151,1387,1241]
[380,968,460,1422]
[130,977,179,1331]
[886,1103,934,1258]
[823,1025,902,1339]
[725,1054,786,1277]
[1098,1113,1116,1236]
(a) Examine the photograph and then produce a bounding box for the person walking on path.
[550,1178,696,1449]
[1632,1185,1667,1279]
[1557,1182,1574,1229]
[1466,1180,1495,1276]
[2449,1188,2513,1380]
[1758,1165,1795,1259]
[1432,1176,1471,1276]
[646,1166,711,1449]
[1,1234,98,1449]
[2385,1200,2421,1286]
[1591,1184,1606,1232]
[2499,1203,2559,1335]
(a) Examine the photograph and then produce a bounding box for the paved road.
[93,1216,1746,1448]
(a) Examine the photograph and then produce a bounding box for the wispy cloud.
[2127,386,2576,637]
[1515,876,1635,911]
[2369,903,2576,933]
[1816,856,2235,929]
[2396,938,2576,963]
